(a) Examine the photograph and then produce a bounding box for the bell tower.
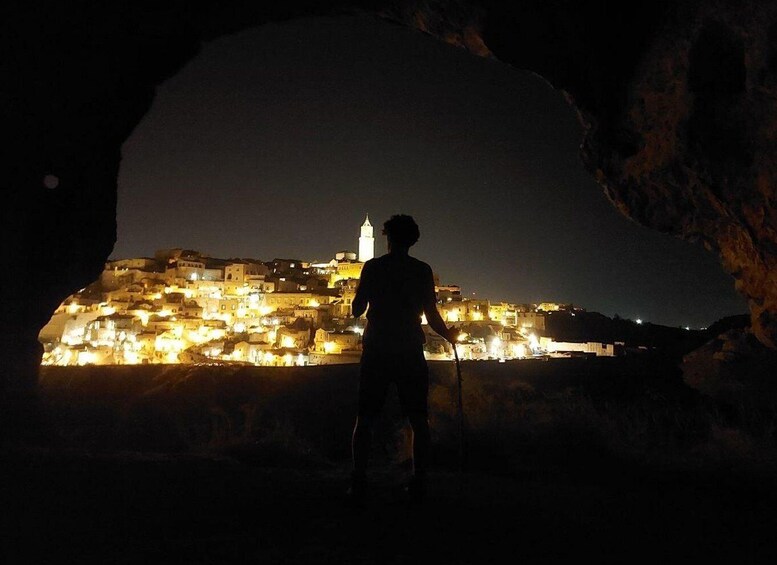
[358,215,374,262]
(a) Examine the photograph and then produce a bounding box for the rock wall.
[2,0,776,401]
[574,3,777,349]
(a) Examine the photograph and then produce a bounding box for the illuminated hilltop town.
[40,216,616,367]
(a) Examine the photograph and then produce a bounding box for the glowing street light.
[281,335,296,348]
[528,333,540,353]
[512,343,527,359]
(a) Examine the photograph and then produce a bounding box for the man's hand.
[425,303,459,344]
[441,326,459,344]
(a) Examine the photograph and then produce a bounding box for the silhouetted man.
[350,214,456,502]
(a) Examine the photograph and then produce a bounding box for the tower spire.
[359,214,375,262]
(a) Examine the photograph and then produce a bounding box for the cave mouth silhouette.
[4,2,776,416]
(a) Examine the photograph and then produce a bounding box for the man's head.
[383,215,420,251]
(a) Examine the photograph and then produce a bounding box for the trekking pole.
[453,343,466,492]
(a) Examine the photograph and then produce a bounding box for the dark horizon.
[115,15,747,329]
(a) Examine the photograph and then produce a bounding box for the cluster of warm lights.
[449,329,543,361]
[43,283,558,365]
[40,228,583,366]
[40,278,310,366]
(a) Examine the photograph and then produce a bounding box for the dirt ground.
[4,360,777,563]
[3,448,776,564]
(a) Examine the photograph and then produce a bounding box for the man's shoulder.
[368,254,432,275]
[408,256,433,274]
[362,257,382,272]
[361,256,388,279]
[365,255,396,269]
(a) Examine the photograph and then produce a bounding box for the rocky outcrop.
[2,0,777,401]
[573,3,777,349]
[682,328,777,404]
[455,1,777,348]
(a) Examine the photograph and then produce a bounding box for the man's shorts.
[358,346,429,419]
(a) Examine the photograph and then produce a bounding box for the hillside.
[3,357,776,563]
[542,311,749,359]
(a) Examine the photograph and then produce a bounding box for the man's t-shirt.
[355,254,436,351]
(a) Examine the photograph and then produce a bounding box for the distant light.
[636,319,642,325]
[43,174,59,189]
[281,335,295,348]
[685,326,690,331]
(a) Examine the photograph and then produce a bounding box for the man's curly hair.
[383,215,420,248]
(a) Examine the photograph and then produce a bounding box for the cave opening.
[35,14,750,369]
[5,6,777,560]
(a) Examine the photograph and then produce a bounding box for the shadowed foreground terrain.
[3,358,777,563]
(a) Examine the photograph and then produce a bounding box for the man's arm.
[422,266,455,343]
[352,262,371,318]
[424,301,454,343]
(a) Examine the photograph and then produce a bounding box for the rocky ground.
[3,357,777,563]
[3,448,777,564]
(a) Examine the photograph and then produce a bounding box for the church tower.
[358,215,374,262]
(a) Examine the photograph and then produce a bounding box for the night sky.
[116,15,747,328]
